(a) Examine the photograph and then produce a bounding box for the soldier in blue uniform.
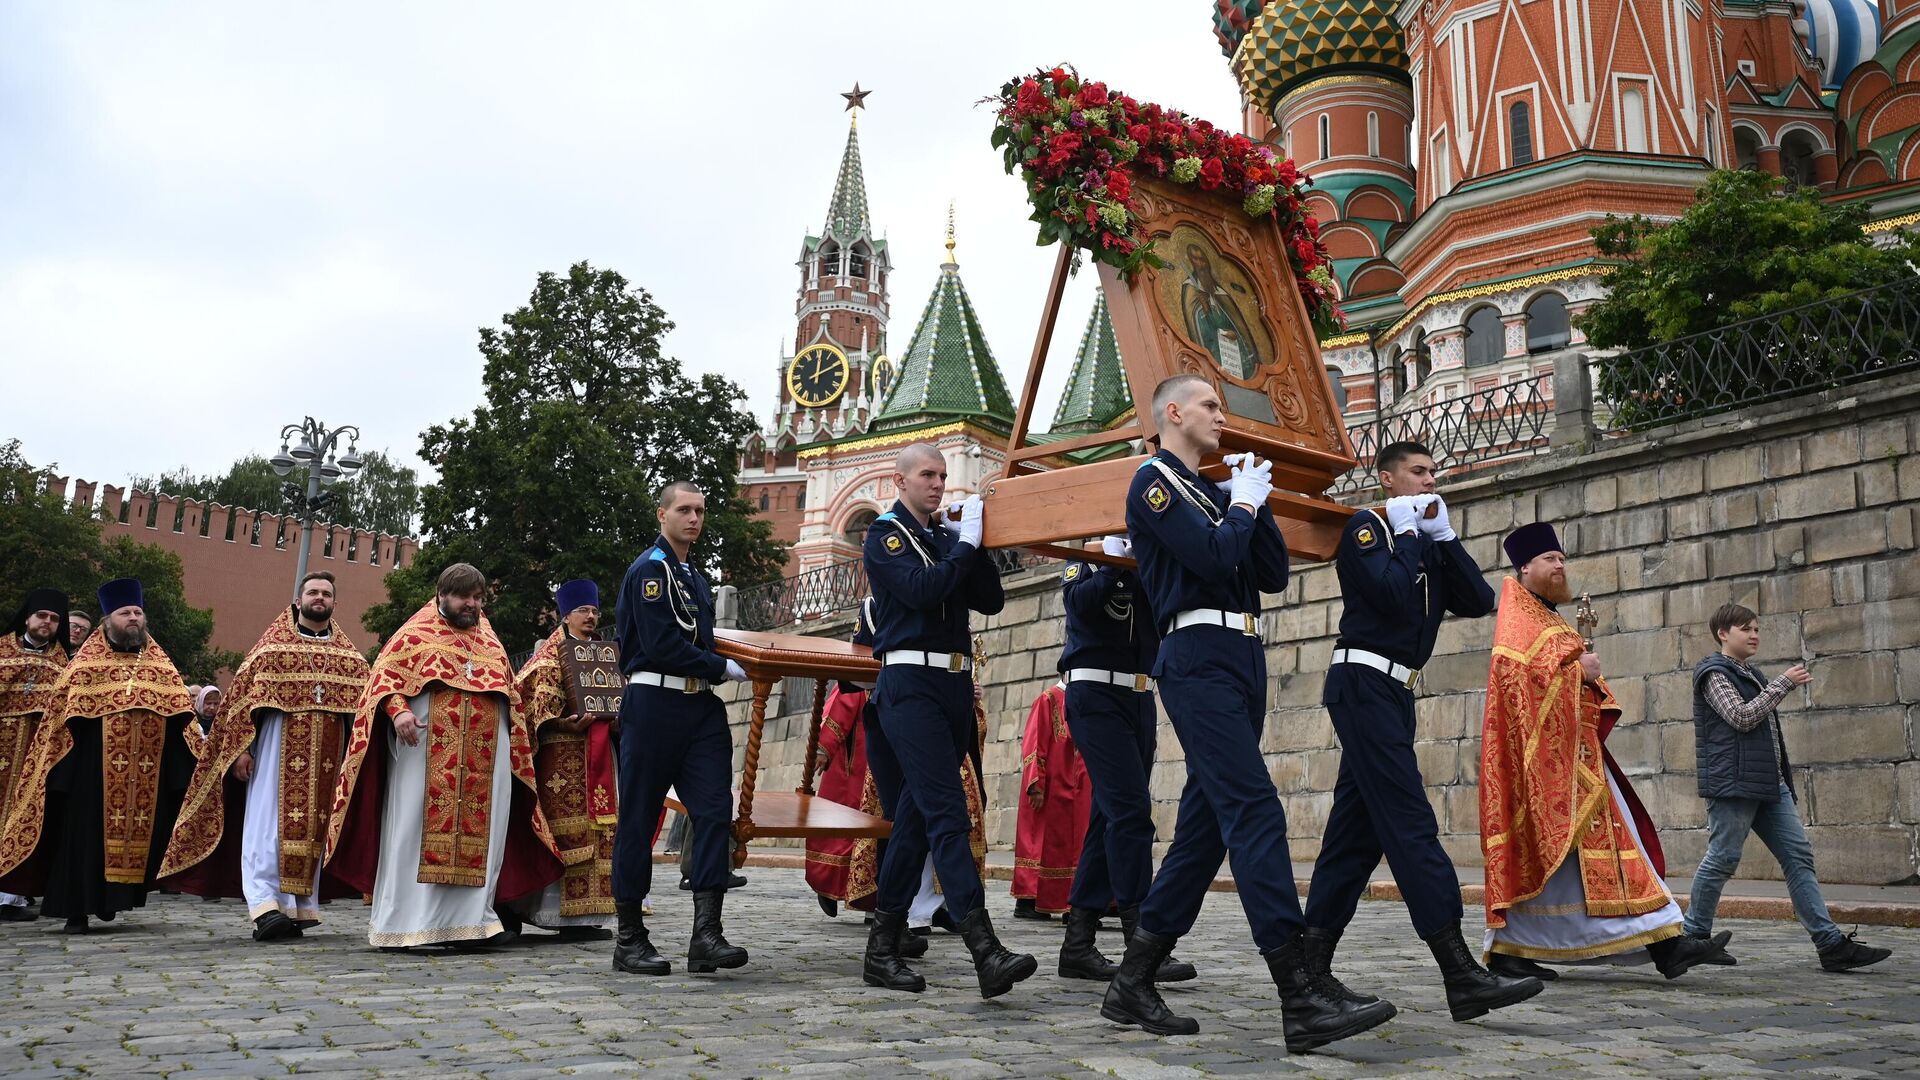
[1100,373,1396,1051]
[1052,538,1195,986]
[609,481,751,977]
[859,442,1036,999]
[1301,441,1543,1021]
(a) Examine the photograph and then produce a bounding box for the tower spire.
[824,85,873,238]
[943,200,957,272]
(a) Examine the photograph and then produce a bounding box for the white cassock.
[367,690,514,948]
[241,711,321,925]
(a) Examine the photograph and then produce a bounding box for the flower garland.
[990,65,1342,332]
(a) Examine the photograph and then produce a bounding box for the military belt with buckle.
[628,671,710,694]
[1330,647,1422,690]
[1066,668,1155,693]
[1167,608,1262,638]
[881,650,974,673]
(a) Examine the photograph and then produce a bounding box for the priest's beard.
[1535,576,1575,606]
[22,627,54,648]
[300,601,333,625]
[438,603,480,630]
[105,625,149,653]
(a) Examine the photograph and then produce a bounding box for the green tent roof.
[873,253,1014,432]
[823,122,871,240]
[1049,292,1132,433]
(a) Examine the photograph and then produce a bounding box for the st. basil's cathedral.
[743,0,1906,574]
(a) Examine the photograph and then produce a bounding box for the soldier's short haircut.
[1150,374,1210,418]
[1376,441,1434,473]
[656,480,703,508]
[893,443,944,474]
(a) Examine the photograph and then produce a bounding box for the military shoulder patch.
[883,533,906,556]
[642,578,664,601]
[1063,563,1083,582]
[1353,525,1380,551]
[1143,480,1172,514]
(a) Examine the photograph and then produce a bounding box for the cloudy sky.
[2,3,1244,502]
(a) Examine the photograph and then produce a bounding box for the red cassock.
[804,684,882,910]
[1011,684,1091,914]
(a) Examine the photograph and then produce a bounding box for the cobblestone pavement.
[2,869,1914,1078]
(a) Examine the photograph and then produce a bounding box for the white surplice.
[241,711,322,925]
[1485,768,1683,964]
[366,691,513,948]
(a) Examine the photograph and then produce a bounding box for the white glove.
[1385,495,1422,535]
[1417,494,1455,541]
[723,660,747,683]
[955,494,984,547]
[1101,534,1131,558]
[1227,456,1273,510]
[1215,453,1253,492]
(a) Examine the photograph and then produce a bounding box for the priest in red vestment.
[324,564,562,948]
[806,678,883,913]
[0,587,73,919]
[158,572,369,940]
[1011,682,1092,916]
[1480,524,1728,980]
[0,579,197,932]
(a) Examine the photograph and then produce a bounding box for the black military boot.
[863,909,926,992]
[1487,952,1557,981]
[1058,906,1119,980]
[612,901,669,975]
[1424,924,1544,1021]
[1301,926,1377,1004]
[1265,934,1398,1054]
[1648,929,1729,979]
[957,907,1037,999]
[1100,927,1200,1036]
[900,924,929,959]
[1120,904,1196,982]
[688,890,749,973]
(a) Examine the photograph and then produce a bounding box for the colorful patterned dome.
[1233,0,1408,112]
[1801,0,1882,89]
[1213,0,1268,56]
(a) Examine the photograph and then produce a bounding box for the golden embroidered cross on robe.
[0,628,195,920]
[324,601,560,947]
[158,607,370,919]
[1479,577,1682,960]
[512,627,619,922]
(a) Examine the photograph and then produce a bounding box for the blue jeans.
[1684,784,1844,950]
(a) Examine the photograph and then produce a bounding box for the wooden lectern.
[982,177,1356,563]
[671,628,890,868]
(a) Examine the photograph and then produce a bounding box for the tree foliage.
[364,263,785,653]
[1580,169,1920,349]
[0,440,236,681]
[131,448,421,537]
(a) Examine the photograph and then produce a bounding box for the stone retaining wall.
[727,370,1920,884]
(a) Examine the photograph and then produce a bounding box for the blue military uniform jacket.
[1124,449,1289,671]
[1331,508,1495,670]
[616,533,728,683]
[1059,561,1157,675]
[862,499,1005,657]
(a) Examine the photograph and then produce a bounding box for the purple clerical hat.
[554,579,599,615]
[97,577,144,614]
[1503,522,1564,570]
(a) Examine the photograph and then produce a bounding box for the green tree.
[0,441,233,681]
[365,262,785,652]
[132,449,420,537]
[1581,169,1920,348]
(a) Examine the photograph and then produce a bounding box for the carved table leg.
[731,677,773,869]
[798,677,827,796]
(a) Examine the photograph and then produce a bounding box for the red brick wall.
[50,476,415,665]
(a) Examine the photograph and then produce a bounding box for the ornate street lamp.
[269,417,364,597]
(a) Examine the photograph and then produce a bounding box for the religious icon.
[1155,224,1271,381]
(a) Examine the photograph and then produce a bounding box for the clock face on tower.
[786,342,850,409]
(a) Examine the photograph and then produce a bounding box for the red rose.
[1016,78,1046,113]
[1050,67,1069,87]
[1080,82,1109,107]
[1106,170,1132,199]
[1128,123,1151,144]
[1225,133,1252,156]
[1293,237,1316,264]
[1199,158,1226,189]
